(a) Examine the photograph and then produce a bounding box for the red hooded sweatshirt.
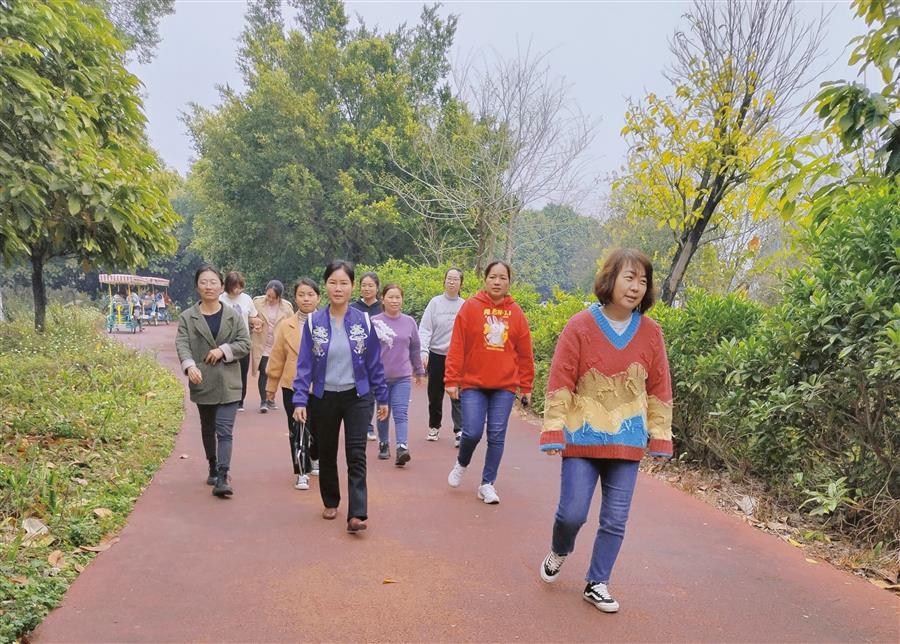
[444,291,534,394]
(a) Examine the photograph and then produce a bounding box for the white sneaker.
[294,474,310,490]
[427,427,440,441]
[540,551,567,583]
[477,483,500,504]
[367,429,377,441]
[447,462,466,487]
[454,432,461,448]
[310,460,319,476]
[583,582,619,613]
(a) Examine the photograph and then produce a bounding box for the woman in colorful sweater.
[266,278,321,491]
[372,284,426,466]
[292,260,388,533]
[538,249,673,614]
[445,261,534,505]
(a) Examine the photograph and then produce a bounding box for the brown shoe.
[322,507,338,520]
[347,517,367,533]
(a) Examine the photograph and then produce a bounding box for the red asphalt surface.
[33,324,898,643]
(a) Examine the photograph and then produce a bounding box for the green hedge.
[0,306,184,641]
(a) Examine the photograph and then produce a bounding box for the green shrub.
[0,305,184,641]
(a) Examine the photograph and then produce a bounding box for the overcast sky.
[130,1,867,214]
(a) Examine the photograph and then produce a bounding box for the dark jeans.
[457,388,516,484]
[239,355,250,407]
[308,389,373,521]
[427,351,462,432]
[196,402,239,471]
[282,387,318,475]
[551,458,640,584]
[257,356,269,404]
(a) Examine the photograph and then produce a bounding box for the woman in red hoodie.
[445,261,534,504]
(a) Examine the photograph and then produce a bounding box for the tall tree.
[614,0,827,304]
[385,46,595,274]
[87,0,175,63]
[0,0,179,330]
[186,0,457,288]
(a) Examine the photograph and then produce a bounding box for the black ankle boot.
[212,467,233,497]
[206,462,217,486]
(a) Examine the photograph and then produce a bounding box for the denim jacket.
[292,305,388,407]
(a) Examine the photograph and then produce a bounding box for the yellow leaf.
[787,538,804,548]
[93,508,113,519]
[382,579,398,584]
[804,558,818,564]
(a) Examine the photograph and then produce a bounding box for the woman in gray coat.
[176,265,251,497]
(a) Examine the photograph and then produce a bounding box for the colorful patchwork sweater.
[539,304,673,460]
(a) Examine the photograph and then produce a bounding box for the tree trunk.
[660,177,726,305]
[504,211,518,264]
[31,249,47,332]
[0,289,5,322]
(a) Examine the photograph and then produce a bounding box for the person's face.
[295,284,320,314]
[196,271,222,302]
[326,269,353,306]
[360,277,378,302]
[266,287,279,302]
[611,262,647,312]
[383,288,403,315]
[228,285,243,296]
[444,270,462,297]
[484,265,510,299]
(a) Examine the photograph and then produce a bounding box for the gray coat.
[175,303,251,405]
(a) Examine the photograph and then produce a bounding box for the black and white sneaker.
[378,441,390,460]
[583,582,619,613]
[540,551,567,583]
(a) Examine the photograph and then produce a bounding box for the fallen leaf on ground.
[868,578,900,590]
[179,454,190,459]
[48,550,65,567]
[805,558,818,564]
[787,538,804,548]
[80,536,119,553]
[93,508,113,519]
[74,563,85,573]
[736,495,757,516]
[10,575,28,585]
[22,517,48,537]
[382,579,398,584]
[73,478,88,486]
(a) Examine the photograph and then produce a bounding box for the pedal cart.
[100,274,171,333]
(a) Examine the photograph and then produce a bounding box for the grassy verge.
[0,305,183,642]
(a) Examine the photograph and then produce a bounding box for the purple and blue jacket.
[292,305,389,407]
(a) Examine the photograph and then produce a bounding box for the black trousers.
[197,402,238,470]
[239,355,250,406]
[308,389,373,521]
[257,356,269,404]
[282,387,318,475]
[427,351,462,432]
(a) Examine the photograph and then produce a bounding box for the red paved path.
[34,325,898,642]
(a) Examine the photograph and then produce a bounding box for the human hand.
[376,404,389,421]
[414,374,422,385]
[204,348,224,364]
[545,449,560,456]
[293,407,307,424]
[445,386,459,400]
[422,355,429,370]
[187,366,203,385]
[519,394,530,408]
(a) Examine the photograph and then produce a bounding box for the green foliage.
[186,1,458,290]
[0,0,179,329]
[85,0,176,63]
[0,304,183,641]
[657,185,899,543]
[511,205,603,298]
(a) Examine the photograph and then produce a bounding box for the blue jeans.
[456,388,516,485]
[551,458,640,584]
[376,377,412,446]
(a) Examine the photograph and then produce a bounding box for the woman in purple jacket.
[372,284,426,467]
[293,260,388,533]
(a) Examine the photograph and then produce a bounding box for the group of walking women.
[175,248,673,613]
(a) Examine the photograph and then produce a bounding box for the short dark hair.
[359,271,380,290]
[594,248,655,313]
[293,277,320,297]
[323,260,355,284]
[445,267,464,286]
[224,271,245,294]
[194,265,223,286]
[382,283,403,298]
[483,260,512,280]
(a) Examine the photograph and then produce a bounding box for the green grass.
[0,305,183,642]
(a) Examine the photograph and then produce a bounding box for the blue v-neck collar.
[589,303,641,350]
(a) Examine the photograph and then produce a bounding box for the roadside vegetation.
[0,304,183,641]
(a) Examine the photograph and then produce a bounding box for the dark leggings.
[257,356,269,404]
[282,387,318,475]
[239,355,250,406]
[197,402,239,471]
